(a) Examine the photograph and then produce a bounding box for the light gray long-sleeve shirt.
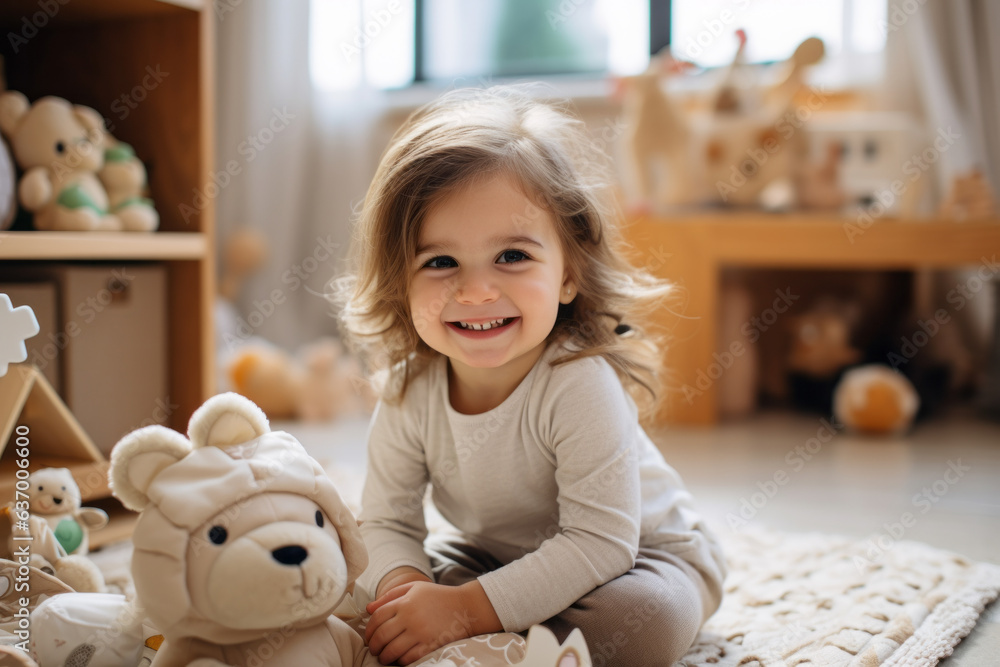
[357,342,726,632]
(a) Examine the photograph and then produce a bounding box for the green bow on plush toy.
[0,91,158,232]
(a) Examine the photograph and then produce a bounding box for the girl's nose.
[454,270,499,304]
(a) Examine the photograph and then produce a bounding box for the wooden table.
[624,213,1000,425]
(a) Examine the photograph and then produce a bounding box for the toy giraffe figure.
[765,37,826,113]
[713,29,749,114]
[617,51,698,213]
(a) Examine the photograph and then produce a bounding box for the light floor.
[649,409,1000,666]
[287,409,1000,665]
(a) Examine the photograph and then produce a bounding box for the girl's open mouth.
[447,317,519,337]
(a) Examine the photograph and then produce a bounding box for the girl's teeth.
[459,318,509,330]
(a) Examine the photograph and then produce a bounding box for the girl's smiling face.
[409,174,576,390]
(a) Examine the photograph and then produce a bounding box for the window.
[671,0,887,68]
[420,0,648,82]
[310,0,886,91]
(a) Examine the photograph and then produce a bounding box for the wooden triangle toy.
[0,364,109,505]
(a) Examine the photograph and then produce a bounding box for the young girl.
[335,85,725,667]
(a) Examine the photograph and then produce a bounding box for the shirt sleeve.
[477,357,642,631]
[356,399,433,599]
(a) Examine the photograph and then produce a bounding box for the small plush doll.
[109,392,379,667]
[0,506,105,593]
[27,467,108,557]
[96,129,159,232]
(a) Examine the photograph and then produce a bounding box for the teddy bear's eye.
[208,526,228,545]
[315,510,324,528]
[61,486,66,491]
[55,141,65,154]
[38,486,43,492]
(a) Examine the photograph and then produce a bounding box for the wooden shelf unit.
[625,214,1000,426]
[0,0,216,545]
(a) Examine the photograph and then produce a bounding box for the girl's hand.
[364,580,502,665]
[375,566,432,599]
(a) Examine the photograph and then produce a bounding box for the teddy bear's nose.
[271,545,308,566]
[53,498,63,505]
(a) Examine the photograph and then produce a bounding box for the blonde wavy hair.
[333,84,671,414]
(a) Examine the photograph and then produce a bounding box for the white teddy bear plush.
[109,392,379,666]
[27,467,108,557]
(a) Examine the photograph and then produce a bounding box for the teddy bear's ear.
[72,104,106,138]
[188,392,270,450]
[0,91,28,138]
[109,426,192,511]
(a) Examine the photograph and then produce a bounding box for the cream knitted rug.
[677,528,1000,667]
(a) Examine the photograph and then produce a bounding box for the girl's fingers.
[366,582,413,615]
[377,633,421,666]
[366,613,402,657]
[398,643,433,666]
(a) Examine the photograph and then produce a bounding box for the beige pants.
[426,536,720,667]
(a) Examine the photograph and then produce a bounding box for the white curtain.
[215,0,382,352]
[880,0,1000,397]
[881,0,1000,199]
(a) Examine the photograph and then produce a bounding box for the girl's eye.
[423,256,457,269]
[497,249,529,264]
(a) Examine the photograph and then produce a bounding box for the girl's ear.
[560,277,577,304]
